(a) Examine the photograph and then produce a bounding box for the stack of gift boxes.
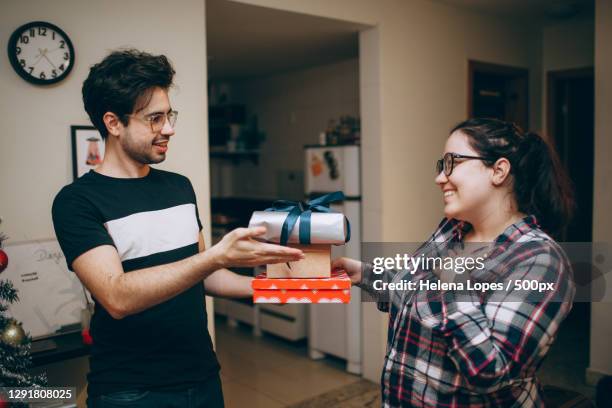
[248,193,351,304]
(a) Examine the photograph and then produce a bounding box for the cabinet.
[214,266,307,341]
[211,198,307,341]
[209,104,246,147]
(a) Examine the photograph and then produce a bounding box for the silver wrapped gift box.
[248,211,348,244]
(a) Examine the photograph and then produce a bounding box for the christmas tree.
[0,230,46,405]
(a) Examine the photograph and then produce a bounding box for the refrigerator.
[304,144,362,374]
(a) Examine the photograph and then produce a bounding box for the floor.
[215,317,363,408]
[31,304,594,408]
[539,302,596,399]
[216,302,596,407]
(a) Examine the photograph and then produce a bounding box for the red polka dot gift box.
[252,269,351,304]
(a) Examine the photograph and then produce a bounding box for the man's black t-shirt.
[51,168,219,397]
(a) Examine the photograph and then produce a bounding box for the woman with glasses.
[334,118,575,407]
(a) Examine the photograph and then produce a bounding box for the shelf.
[31,332,90,366]
[210,148,259,164]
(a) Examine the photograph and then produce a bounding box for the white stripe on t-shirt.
[105,203,199,261]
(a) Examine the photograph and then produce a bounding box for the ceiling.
[206,0,594,81]
[434,0,594,22]
[206,0,365,81]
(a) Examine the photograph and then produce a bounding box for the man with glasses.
[52,49,303,407]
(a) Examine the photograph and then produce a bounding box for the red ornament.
[0,395,7,408]
[0,249,7,274]
[82,328,93,345]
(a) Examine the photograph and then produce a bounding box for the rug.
[287,380,380,408]
[287,382,595,408]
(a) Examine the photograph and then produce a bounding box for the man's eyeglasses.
[436,152,494,177]
[129,110,178,133]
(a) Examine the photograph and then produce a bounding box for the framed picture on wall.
[71,125,105,180]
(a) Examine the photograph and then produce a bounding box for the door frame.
[546,66,594,144]
[467,60,530,127]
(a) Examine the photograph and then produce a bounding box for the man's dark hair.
[82,49,175,140]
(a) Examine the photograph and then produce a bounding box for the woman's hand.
[331,257,363,285]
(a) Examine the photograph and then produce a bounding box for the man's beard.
[121,133,165,165]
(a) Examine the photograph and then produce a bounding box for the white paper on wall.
[3,239,88,339]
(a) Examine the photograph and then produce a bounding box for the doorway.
[205,0,379,405]
[540,66,594,396]
[468,60,529,130]
[547,67,594,242]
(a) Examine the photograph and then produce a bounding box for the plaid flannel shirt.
[360,215,575,407]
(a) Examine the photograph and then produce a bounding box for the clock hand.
[32,50,45,66]
[42,53,57,69]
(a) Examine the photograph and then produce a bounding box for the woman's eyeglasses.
[436,152,494,176]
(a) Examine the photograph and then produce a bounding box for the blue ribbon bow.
[266,191,351,246]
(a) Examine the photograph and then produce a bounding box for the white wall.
[1,0,210,243]
[542,18,594,71]
[1,0,210,402]
[589,0,612,382]
[359,26,388,381]
[210,58,359,199]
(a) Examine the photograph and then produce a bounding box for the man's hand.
[331,257,363,285]
[207,226,304,269]
[70,227,303,319]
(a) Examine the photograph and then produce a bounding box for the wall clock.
[7,21,75,85]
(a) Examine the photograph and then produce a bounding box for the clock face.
[7,21,75,85]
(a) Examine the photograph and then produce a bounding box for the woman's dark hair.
[450,118,574,235]
[82,49,175,139]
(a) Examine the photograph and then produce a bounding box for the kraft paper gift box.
[248,191,350,279]
[265,244,331,278]
[252,269,351,304]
